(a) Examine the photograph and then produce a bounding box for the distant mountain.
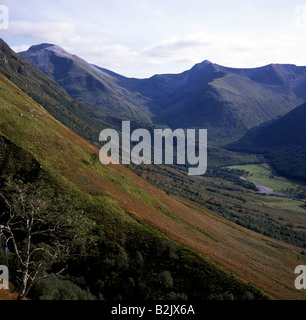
[121,61,306,145]
[19,43,152,123]
[228,102,306,182]
[0,39,250,169]
[0,39,147,147]
[20,44,306,145]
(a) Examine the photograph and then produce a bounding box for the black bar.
[1,300,305,319]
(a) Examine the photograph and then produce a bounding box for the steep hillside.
[20,44,306,145]
[228,102,306,182]
[1,72,306,300]
[0,38,132,147]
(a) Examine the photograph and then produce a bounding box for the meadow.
[227,164,306,195]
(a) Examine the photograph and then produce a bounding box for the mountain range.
[0,39,256,169]
[20,43,306,145]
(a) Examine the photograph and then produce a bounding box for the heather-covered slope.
[1,72,306,299]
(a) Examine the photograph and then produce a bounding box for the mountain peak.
[197,59,214,67]
[19,43,75,64]
[202,59,213,64]
[27,43,56,52]
[190,59,216,72]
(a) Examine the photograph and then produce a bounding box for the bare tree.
[0,180,96,300]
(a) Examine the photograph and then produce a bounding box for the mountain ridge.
[19,43,153,123]
[0,38,150,148]
[19,43,306,145]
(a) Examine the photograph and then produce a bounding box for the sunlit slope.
[0,38,131,148]
[0,74,305,300]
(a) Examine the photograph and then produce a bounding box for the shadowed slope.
[228,102,306,182]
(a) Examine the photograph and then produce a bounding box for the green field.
[227,163,304,194]
[262,196,306,214]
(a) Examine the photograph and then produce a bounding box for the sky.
[1,0,306,78]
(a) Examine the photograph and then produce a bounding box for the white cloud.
[6,20,76,44]
[6,21,306,77]
[3,0,306,78]
[11,44,30,53]
[9,28,306,78]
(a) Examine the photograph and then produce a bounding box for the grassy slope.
[1,74,306,300]
[0,38,131,148]
[0,285,19,300]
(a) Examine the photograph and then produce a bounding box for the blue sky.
[1,0,306,77]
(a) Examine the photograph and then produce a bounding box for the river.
[239,176,285,196]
